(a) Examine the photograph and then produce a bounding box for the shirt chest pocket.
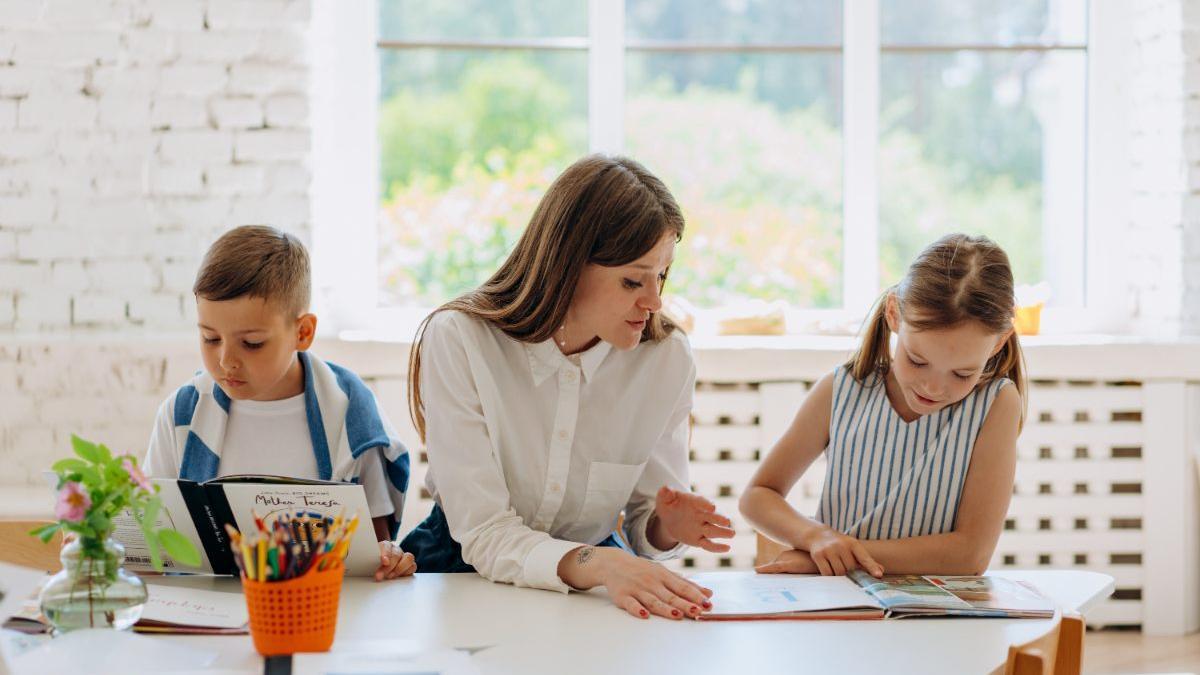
[578,460,647,529]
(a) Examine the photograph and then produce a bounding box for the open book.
[110,475,380,577]
[5,581,249,636]
[692,571,1056,621]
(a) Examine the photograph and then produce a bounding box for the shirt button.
[550,482,561,493]
[557,429,568,440]
[565,371,576,382]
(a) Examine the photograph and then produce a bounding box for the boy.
[144,225,415,580]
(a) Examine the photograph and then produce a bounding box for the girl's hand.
[755,548,819,574]
[596,547,714,620]
[804,528,884,577]
[375,540,417,581]
[653,486,735,553]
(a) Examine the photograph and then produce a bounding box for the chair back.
[1004,610,1084,675]
[0,520,63,573]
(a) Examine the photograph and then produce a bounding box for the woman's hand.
[802,527,884,577]
[754,548,819,574]
[558,546,713,620]
[652,486,735,553]
[374,540,417,581]
[600,548,713,620]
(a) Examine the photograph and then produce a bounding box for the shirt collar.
[525,336,613,386]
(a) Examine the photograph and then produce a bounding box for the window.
[369,1,1101,332]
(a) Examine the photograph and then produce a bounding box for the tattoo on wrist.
[576,546,595,566]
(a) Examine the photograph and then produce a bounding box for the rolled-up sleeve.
[421,314,580,592]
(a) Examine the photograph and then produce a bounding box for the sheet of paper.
[7,627,216,674]
[140,583,247,629]
[292,639,480,675]
[690,572,881,616]
[219,482,379,577]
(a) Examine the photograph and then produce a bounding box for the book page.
[111,479,213,574]
[218,482,379,577]
[849,571,972,611]
[140,583,248,629]
[691,572,882,617]
[923,576,1055,614]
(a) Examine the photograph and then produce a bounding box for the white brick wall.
[0,0,314,334]
[1129,0,1200,335]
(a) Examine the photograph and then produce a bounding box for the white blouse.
[419,310,695,592]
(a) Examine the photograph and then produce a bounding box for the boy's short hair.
[193,225,310,317]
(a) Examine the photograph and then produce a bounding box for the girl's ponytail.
[985,329,1028,430]
[846,292,893,383]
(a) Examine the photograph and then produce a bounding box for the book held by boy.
[108,475,380,577]
[691,570,1056,620]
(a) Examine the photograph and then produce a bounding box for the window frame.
[312,0,1130,339]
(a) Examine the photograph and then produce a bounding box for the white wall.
[0,0,313,334]
[1128,0,1200,335]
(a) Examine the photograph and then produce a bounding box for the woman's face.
[568,233,676,351]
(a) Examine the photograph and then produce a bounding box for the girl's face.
[196,296,316,401]
[567,233,675,352]
[885,294,1010,417]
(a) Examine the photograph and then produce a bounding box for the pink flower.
[55,482,91,523]
[122,458,152,492]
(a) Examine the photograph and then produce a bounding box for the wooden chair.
[1004,610,1084,675]
[0,520,63,573]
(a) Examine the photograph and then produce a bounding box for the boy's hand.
[653,486,735,553]
[375,540,416,581]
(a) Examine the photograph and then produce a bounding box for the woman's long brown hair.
[408,154,686,442]
[846,233,1028,428]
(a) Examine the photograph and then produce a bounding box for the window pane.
[881,0,1087,45]
[378,0,586,41]
[879,51,1086,305]
[627,0,841,44]
[626,52,843,308]
[378,49,587,307]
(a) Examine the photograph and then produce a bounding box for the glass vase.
[38,534,147,632]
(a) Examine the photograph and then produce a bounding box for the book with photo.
[692,571,1056,621]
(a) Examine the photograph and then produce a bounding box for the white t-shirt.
[144,392,394,519]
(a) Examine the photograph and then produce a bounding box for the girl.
[741,234,1026,577]
[401,155,735,620]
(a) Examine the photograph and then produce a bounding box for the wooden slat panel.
[692,389,760,424]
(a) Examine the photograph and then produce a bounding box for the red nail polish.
[702,601,712,609]
[639,609,648,618]
[672,609,680,617]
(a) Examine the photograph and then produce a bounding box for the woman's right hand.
[602,549,713,620]
[559,546,712,620]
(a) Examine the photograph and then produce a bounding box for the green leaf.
[87,511,111,534]
[157,529,200,567]
[71,435,103,464]
[95,443,113,463]
[73,466,101,488]
[51,458,89,474]
[29,522,60,543]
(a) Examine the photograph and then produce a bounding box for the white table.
[106,569,1113,675]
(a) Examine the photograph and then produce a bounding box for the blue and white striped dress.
[815,366,1011,540]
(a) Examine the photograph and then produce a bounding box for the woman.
[401,155,734,620]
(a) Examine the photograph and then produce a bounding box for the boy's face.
[196,296,316,402]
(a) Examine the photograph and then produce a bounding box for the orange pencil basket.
[242,563,345,656]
